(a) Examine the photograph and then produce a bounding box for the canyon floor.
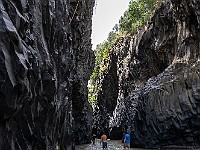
[76,140,140,150]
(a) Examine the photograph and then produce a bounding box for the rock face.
[94,0,200,148]
[0,0,94,149]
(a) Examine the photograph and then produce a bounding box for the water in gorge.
[76,140,146,150]
[76,140,198,150]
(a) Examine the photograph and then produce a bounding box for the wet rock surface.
[94,0,200,148]
[0,0,94,149]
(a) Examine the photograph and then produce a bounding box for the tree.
[119,0,156,33]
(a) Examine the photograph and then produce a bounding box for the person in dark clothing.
[122,132,125,143]
[92,134,96,145]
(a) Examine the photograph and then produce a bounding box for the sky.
[91,0,131,50]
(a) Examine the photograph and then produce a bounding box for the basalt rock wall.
[0,0,94,149]
[94,0,200,148]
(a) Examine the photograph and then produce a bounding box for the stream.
[76,140,146,150]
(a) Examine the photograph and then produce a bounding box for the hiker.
[92,134,96,145]
[101,132,108,149]
[122,131,125,144]
[123,131,131,150]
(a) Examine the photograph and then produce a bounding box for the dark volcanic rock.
[93,50,119,137]
[94,0,200,148]
[0,0,94,149]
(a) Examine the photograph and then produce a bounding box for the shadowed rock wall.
[0,0,94,149]
[94,0,200,148]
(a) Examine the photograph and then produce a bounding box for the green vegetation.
[119,0,156,33]
[88,30,117,105]
[88,0,160,105]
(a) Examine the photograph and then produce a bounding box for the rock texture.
[94,0,200,148]
[0,0,94,149]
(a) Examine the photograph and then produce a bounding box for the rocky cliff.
[94,0,200,148]
[0,0,94,149]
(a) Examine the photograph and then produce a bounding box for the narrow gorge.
[93,0,200,148]
[0,0,200,149]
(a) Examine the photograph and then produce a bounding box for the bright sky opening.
[92,0,131,50]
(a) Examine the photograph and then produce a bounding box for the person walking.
[101,132,108,149]
[122,131,125,144]
[92,134,96,145]
[123,131,130,150]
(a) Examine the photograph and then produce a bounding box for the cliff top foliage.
[88,0,163,105]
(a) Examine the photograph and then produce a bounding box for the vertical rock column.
[69,0,95,144]
[0,0,94,149]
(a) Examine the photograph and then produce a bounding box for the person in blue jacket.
[123,131,130,150]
